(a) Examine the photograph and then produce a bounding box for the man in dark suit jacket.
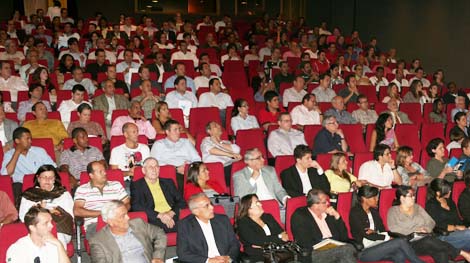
[106,23,129,43]
[147,52,172,91]
[156,21,177,43]
[177,193,239,263]
[281,145,330,197]
[90,200,167,263]
[291,189,356,263]
[131,157,185,233]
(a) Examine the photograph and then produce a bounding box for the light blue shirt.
[1,146,56,183]
[150,138,201,167]
[163,75,196,95]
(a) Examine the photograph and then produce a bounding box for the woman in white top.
[156,32,175,50]
[19,165,74,248]
[231,98,260,135]
[382,82,402,104]
[221,44,241,67]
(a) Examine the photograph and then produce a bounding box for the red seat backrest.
[63,137,103,152]
[80,169,125,188]
[260,199,283,227]
[110,135,148,151]
[416,185,427,208]
[235,128,267,159]
[286,196,307,240]
[70,110,107,137]
[453,181,466,219]
[189,107,222,136]
[0,223,29,262]
[337,192,353,238]
[340,124,367,153]
[31,138,55,161]
[96,211,148,232]
[204,162,229,194]
[275,155,295,182]
[303,125,323,149]
[378,188,397,231]
[0,176,14,203]
[353,152,373,177]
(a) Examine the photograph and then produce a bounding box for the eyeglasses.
[249,156,263,161]
[195,202,212,209]
[327,121,338,125]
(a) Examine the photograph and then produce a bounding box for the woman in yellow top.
[325,152,368,193]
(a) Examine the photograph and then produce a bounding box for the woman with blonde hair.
[396,146,432,188]
[325,152,367,194]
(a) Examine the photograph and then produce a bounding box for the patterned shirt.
[132,95,158,120]
[59,146,104,179]
[352,109,378,126]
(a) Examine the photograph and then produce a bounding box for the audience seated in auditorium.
[382,82,402,104]
[258,90,285,130]
[198,78,233,125]
[19,48,44,83]
[429,99,448,124]
[314,51,330,75]
[129,65,159,91]
[19,165,74,247]
[265,46,283,70]
[0,189,18,227]
[90,200,167,263]
[147,52,172,90]
[459,138,470,173]
[236,194,289,262]
[353,61,372,86]
[383,99,412,125]
[351,94,378,128]
[313,115,348,156]
[451,96,469,123]
[67,103,107,144]
[151,101,195,144]
[281,144,329,197]
[426,138,461,183]
[101,65,130,98]
[86,39,116,66]
[458,172,470,226]
[359,144,402,189]
[73,161,130,238]
[110,101,157,139]
[396,146,432,188]
[273,62,295,94]
[183,162,226,201]
[369,113,399,151]
[194,62,222,91]
[369,66,389,90]
[409,67,430,87]
[324,96,357,124]
[403,79,430,104]
[131,80,161,120]
[17,83,52,122]
[6,206,71,263]
[0,39,25,71]
[177,193,240,263]
[131,157,185,233]
[350,185,424,262]
[267,112,306,157]
[85,49,109,87]
[116,49,141,87]
[0,60,28,102]
[59,37,86,68]
[234,148,289,206]
[443,81,470,106]
[291,188,356,263]
[220,43,241,67]
[230,98,260,135]
[312,73,335,103]
[58,84,91,127]
[282,75,307,108]
[93,79,131,125]
[391,68,409,89]
[447,128,465,152]
[388,185,470,262]
[325,152,366,194]
[291,93,322,128]
[151,119,201,188]
[59,128,104,187]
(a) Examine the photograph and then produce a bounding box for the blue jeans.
[359,238,424,263]
[438,229,470,251]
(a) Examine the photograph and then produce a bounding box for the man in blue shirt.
[163,62,196,94]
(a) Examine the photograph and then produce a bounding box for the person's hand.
[310,160,322,170]
[389,159,395,168]
[3,144,11,153]
[49,208,62,216]
[280,231,289,242]
[15,142,27,153]
[443,166,453,174]
[232,153,242,161]
[456,225,466,231]
[365,228,376,235]
[325,206,340,219]
[42,232,61,247]
[336,129,345,138]
[80,54,86,62]
[176,164,186,174]
[457,170,463,179]
[151,259,164,263]
[208,256,230,263]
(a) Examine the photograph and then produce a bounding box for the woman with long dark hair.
[429,99,447,124]
[350,186,424,262]
[183,161,225,201]
[237,194,289,262]
[369,113,399,152]
[230,98,260,135]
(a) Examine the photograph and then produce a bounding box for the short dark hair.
[454,111,466,123]
[294,144,311,160]
[344,74,354,85]
[67,37,78,46]
[31,101,45,112]
[306,188,326,207]
[24,206,50,233]
[95,48,105,57]
[426,138,444,158]
[71,127,87,139]
[72,84,86,94]
[174,75,186,86]
[264,90,279,103]
[373,143,391,161]
[301,93,314,104]
[163,119,180,131]
[28,83,44,98]
[13,127,31,141]
[77,102,92,113]
[209,77,219,87]
[357,185,379,203]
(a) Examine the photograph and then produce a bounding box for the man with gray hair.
[312,115,348,156]
[267,112,307,157]
[177,193,239,263]
[233,148,289,206]
[89,200,167,263]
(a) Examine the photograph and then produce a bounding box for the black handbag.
[262,242,302,263]
[210,194,240,218]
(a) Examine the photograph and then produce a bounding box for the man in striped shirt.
[73,161,129,238]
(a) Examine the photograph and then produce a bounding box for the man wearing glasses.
[177,193,239,263]
[352,94,378,128]
[291,188,356,263]
[358,144,403,189]
[267,112,307,158]
[312,115,349,156]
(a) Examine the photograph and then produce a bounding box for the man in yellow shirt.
[130,157,186,232]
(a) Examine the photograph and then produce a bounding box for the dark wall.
[307,0,470,86]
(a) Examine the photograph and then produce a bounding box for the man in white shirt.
[369,66,389,92]
[6,206,70,263]
[57,23,80,50]
[358,144,402,188]
[198,78,233,125]
[283,75,307,107]
[0,60,28,102]
[87,37,117,64]
[312,74,335,103]
[267,112,307,157]
[0,39,25,71]
[63,67,96,95]
[214,15,231,32]
[116,49,141,87]
[59,37,87,68]
[143,17,158,39]
[258,37,274,61]
[58,84,91,127]
[120,16,137,38]
[194,62,226,90]
[182,32,198,54]
[409,67,430,87]
[391,69,409,90]
[165,76,198,127]
[170,41,199,67]
[352,94,378,127]
[291,93,322,127]
[199,53,222,77]
[164,62,197,94]
[19,48,44,82]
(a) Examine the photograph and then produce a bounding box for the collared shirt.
[23,119,68,146]
[170,51,199,67]
[195,217,221,259]
[267,128,307,157]
[63,78,96,95]
[87,50,117,64]
[74,181,128,228]
[58,100,92,127]
[369,76,390,91]
[17,100,53,122]
[358,160,394,188]
[291,104,321,126]
[111,229,148,263]
[231,114,259,135]
[57,33,80,49]
[312,86,336,103]
[0,75,28,102]
[59,146,104,179]
[146,179,172,213]
[200,137,240,166]
[0,122,7,146]
[110,116,157,139]
[352,109,378,126]
[283,87,307,107]
[194,76,226,90]
[309,209,332,239]
[198,91,233,110]
[338,87,359,103]
[247,167,275,201]
[325,170,357,193]
[132,95,158,119]
[296,166,313,194]
[109,143,150,172]
[116,61,141,86]
[324,108,357,124]
[6,235,60,263]
[1,146,56,183]
[163,75,196,94]
[106,95,116,121]
[165,90,198,117]
[151,138,201,167]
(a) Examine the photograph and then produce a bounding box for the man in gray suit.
[90,200,167,263]
[233,148,289,206]
[92,79,131,127]
[0,104,18,151]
